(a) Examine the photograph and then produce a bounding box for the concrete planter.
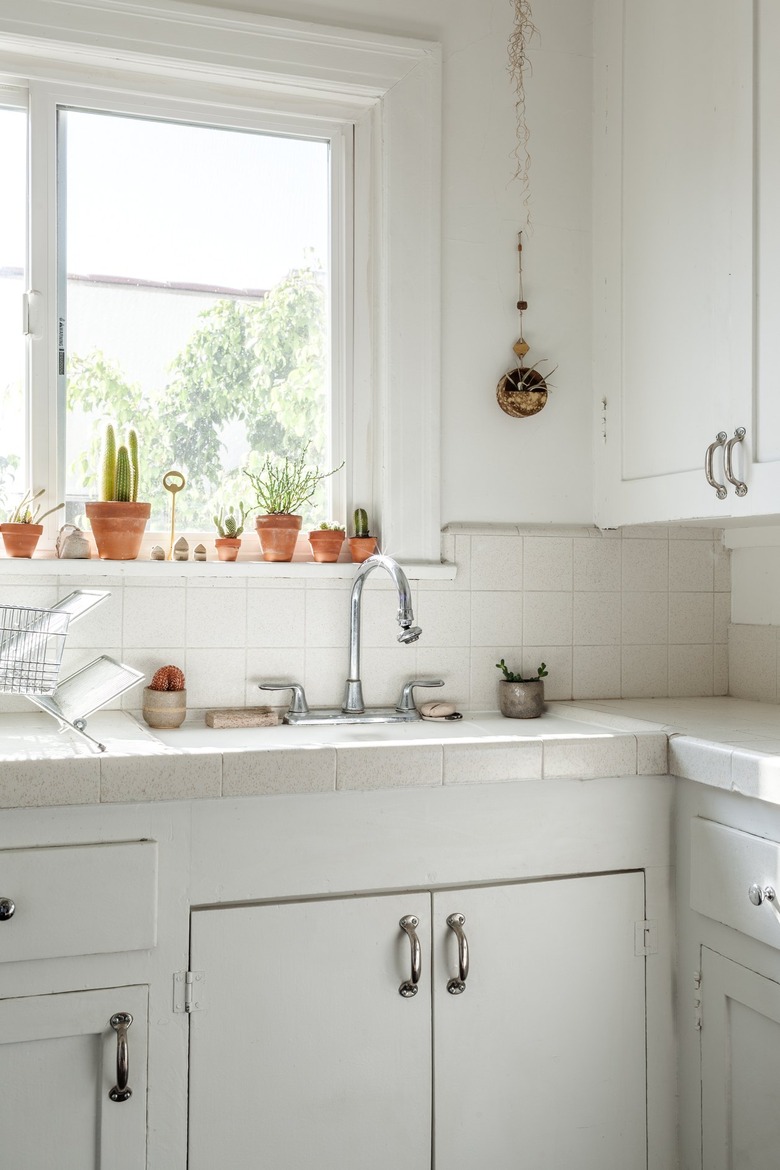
[142,687,187,729]
[498,679,545,719]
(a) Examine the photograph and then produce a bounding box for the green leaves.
[496,658,548,683]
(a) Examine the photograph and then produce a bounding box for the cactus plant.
[353,508,370,537]
[100,424,117,502]
[115,446,132,502]
[6,487,64,525]
[149,665,186,692]
[214,503,248,538]
[99,423,143,503]
[128,429,139,503]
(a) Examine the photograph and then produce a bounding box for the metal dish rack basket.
[0,590,144,751]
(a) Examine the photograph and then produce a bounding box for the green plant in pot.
[243,446,343,563]
[213,503,248,562]
[349,508,377,563]
[496,658,548,719]
[142,664,186,729]
[85,424,151,560]
[308,521,345,563]
[0,488,64,558]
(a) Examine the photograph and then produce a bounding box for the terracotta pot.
[498,679,545,719]
[255,514,302,562]
[86,501,151,560]
[308,529,345,563]
[142,686,187,729]
[348,536,377,563]
[0,523,43,558]
[215,537,241,562]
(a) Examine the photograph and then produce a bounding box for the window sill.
[0,556,457,582]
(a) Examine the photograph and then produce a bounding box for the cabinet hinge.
[693,968,702,1031]
[173,970,205,1013]
[634,920,657,956]
[600,397,608,442]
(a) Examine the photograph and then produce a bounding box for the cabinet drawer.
[0,841,157,963]
[690,818,780,950]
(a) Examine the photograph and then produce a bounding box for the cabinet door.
[701,947,780,1170]
[0,984,148,1170]
[188,893,432,1170]
[433,872,646,1170]
[593,0,754,527]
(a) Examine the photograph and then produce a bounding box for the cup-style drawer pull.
[446,912,469,995]
[399,915,421,998]
[0,898,15,920]
[748,884,776,907]
[704,432,728,500]
[108,1012,133,1102]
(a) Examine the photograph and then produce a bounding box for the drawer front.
[691,818,780,950]
[0,841,157,963]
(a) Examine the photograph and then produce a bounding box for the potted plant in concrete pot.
[496,658,548,718]
[243,445,343,563]
[308,521,345,563]
[213,503,248,562]
[1,488,64,558]
[85,424,151,560]
[142,664,186,729]
[348,507,377,563]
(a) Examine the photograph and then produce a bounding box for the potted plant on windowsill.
[85,424,151,560]
[349,507,377,563]
[496,658,548,718]
[243,446,343,563]
[213,503,248,562]
[308,521,345,563]
[0,488,64,558]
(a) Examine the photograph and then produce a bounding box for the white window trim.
[0,0,442,561]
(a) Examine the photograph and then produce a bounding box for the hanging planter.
[496,234,556,418]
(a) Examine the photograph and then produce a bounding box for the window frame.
[0,0,442,561]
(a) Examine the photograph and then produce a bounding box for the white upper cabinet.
[594,0,780,527]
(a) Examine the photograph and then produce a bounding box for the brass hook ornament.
[163,470,186,560]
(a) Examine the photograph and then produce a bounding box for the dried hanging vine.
[507,0,538,202]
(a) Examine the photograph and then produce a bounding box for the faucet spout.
[342,554,419,714]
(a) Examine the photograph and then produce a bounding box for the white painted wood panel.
[433,873,647,1169]
[701,947,780,1170]
[0,840,157,962]
[690,818,780,950]
[0,984,148,1170]
[188,893,432,1170]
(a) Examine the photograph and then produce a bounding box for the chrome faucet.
[258,553,443,724]
[342,553,422,714]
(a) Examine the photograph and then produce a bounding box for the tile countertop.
[0,697,778,809]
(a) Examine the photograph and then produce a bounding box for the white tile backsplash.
[0,525,732,717]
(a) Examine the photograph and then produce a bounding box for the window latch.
[22,290,42,338]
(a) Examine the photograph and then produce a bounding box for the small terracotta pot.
[86,501,151,560]
[215,536,241,562]
[255,514,302,562]
[308,529,345,563]
[142,687,187,729]
[498,679,545,719]
[348,536,377,563]
[0,523,43,558]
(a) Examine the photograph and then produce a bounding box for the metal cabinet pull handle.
[0,898,15,920]
[108,1012,133,1102]
[399,915,421,997]
[724,427,748,497]
[446,912,469,995]
[748,883,776,907]
[704,432,728,500]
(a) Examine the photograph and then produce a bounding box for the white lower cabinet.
[188,871,647,1169]
[700,948,780,1170]
[0,984,149,1170]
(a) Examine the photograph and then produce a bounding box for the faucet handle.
[396,679,444,715]
[258,682,310,716]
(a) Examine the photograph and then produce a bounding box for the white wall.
[187,0,594,527]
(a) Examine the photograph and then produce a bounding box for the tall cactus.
[115,445,132,503]
[353,507,370,538]
[101,424,117,502]
[127,429,139,503]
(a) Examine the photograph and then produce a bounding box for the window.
[0,1,440,560]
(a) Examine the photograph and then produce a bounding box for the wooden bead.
[516,300,528,311]
[513,338,530,358]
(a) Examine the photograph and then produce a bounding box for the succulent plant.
[149,665,186,692]
[214,503,248,538]
[6,487,64,525]
[243,444,343,516]
[318,521,345,531]
[353,508,371,538]
[100,423,142,502]
[496,658,548,683]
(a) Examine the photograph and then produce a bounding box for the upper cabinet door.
[593,0,757,527]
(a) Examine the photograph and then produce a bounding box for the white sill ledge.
[0,557,457,581]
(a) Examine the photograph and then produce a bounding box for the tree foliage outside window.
[64,263,329,530]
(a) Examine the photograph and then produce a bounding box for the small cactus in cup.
[214,503,248,538]
[353,507,371,537]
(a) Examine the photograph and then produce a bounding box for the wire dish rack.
[0,590,144,752]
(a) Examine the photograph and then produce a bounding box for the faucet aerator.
[398,626,422,645]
